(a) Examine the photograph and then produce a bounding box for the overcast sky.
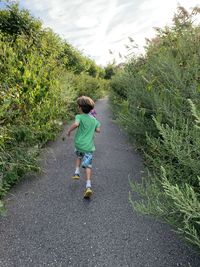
[15,0,200,65]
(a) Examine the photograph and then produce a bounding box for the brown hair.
[77,96,94,114]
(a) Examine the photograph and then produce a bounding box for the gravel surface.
[0,98,200,267]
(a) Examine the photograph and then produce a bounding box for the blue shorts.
[75,150,93,169]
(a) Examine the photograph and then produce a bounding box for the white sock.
[75,167,80,174]
[86,180,91,188]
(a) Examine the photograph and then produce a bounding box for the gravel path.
[0,98,200,267]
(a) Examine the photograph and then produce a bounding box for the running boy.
[67,96,101,198]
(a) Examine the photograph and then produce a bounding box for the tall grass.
[110,6,200,249]
[0,4,108,201]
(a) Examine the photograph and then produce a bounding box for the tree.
[0,3,42,39]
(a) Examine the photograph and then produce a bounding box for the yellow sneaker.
[84,187,93,198]
[72,174,80,180]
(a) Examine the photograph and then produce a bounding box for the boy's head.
[77,96,94,114]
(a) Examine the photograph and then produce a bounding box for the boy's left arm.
[67,122,79,136]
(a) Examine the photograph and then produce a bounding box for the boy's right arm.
[95,120,101,133]
[95,127,101,133]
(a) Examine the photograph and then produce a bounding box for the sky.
[4,0,200,65]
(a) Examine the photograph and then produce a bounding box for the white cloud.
[20,0,200,66]
[75,16,100,28]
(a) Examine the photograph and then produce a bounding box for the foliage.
[110,6,200,249]
[104,64,117,79]
[0,3,107,199]
[0,3,42,40]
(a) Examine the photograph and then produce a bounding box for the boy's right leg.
[84,167,93,198]
[85,167,92,188]
[82,153,93,198]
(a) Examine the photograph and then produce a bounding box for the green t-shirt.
[74,114,100,153]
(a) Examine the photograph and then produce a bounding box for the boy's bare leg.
[75,158,81,169]
[85,168,92,190]
[72,158,81,179]
[85,167,92,181]
[84,167,93,198]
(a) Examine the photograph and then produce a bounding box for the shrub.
[110,6,200,249]
[0,3,108,198]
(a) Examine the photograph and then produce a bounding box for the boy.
[67,96,101,198]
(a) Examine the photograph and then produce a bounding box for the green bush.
[0,3,107,199]
[110,6,200,249]
[74,74,108,101]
